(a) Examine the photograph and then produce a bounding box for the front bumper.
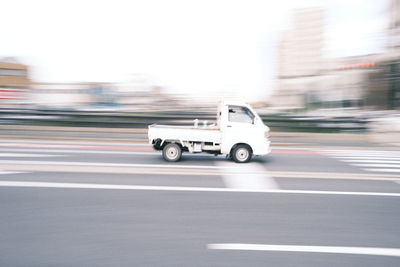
[253,140,271,156]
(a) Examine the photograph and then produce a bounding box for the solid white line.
[207,244,400,257]
[333,154,400,158]
[0,171,26,175]
[354,164,400,168]
[331,151,400,155]
[0,148,159,155]
[1,160,400,180]
[342,159,400,164]
[0,160,225,169]
[326,152,400,157]
[328,151,400,155]
[336,156,400,160]
[364,168,400,173]
[217,162,279,190]
[0,140,151,146]
[0,148,225,158]
[0,181,400,197]
[0,153,60,158]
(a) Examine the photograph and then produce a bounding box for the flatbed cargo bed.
[148,124,221,143]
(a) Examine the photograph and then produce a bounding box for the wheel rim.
[167,146,179,160]
[236,148,249,161]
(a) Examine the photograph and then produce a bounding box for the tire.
[231,144,252,163]
[162,143,182,162]
[152,139,162,150]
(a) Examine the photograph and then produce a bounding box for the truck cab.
[148,101,271,163]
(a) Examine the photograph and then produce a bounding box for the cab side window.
[228,105,255,124]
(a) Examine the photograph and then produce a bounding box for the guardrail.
[0,108,370,132]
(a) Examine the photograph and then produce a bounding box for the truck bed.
[148,124,221,143]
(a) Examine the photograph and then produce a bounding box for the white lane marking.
[323,149,400,155]
[337,156,400,161]
[342,159,400,164]
[353,164,400,168]
[364,169,400,173]
[0,171,26,175]
[0,181,400,197]
[0,148,225,158]
[0,148,159,155]
[329,152,400,157]
[0,153,60,158]
[263,172,400,181]
[325,150,400,174]
[217,162,278,190]
[0,160,400,180]
[0,143,150,150]
[207,244,400,257]
[0,140,151,146]
[0,160,227,169]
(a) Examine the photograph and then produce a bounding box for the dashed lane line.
[207,243,400,257]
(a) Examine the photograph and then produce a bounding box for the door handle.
[227,125,232,128]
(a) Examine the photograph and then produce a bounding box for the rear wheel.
[231,144,252,163]
[162,143,182,162]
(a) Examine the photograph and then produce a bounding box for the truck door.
[221,104,260,154]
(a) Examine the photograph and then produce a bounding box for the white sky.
[0,0,389,100]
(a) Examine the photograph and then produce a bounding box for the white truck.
[148,101,271,163]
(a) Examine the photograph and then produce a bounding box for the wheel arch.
[153,139,184,148]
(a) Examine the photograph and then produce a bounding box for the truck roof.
[219,100,249,107]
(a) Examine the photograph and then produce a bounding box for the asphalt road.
[0,137,400,266]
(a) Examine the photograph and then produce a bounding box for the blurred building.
[31,83,94,109]
[0,57,31,106]
[308,55,386,109]
[114,74,180,111]
[384,0,400,109]
[388,0,400,49]
[30,75,180,111]
[269,3,400,111]
[270,8,325,109]
[278,8,324,78]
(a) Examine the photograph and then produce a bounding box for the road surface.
[0,137,400,266]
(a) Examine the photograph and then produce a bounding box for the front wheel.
[231,144,252,163]
[162,143,182,162]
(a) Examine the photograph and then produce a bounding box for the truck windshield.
[228,105,255,124]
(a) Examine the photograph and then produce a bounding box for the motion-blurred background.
[1,2,400,266]
[0,0,399,135]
